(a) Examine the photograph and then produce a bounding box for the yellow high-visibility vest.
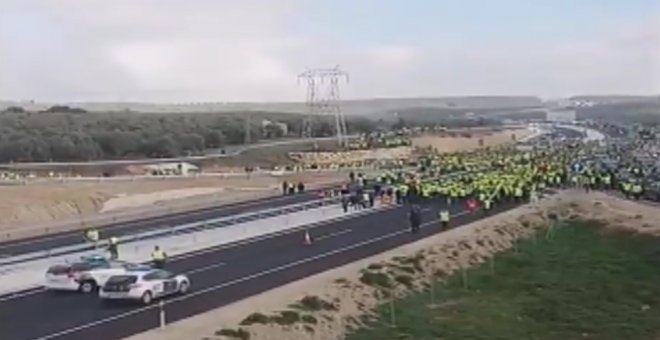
[439,211,450,222]
[151,250,166,261]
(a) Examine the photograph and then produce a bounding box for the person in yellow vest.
[632,182,643,200]
[84,228,100,249]
[151,246,168,269]
[483,198,493,216]
[439,209,450,229]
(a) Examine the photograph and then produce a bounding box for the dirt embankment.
[0,172,348,236]
[124,191,660,340]
[412,127,532,153]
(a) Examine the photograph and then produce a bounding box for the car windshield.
[70,261,106,271]
[105,275,138,285]
[47,265,71,275]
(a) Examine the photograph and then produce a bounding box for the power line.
[298,65,349,146]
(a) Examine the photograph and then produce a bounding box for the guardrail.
[0,196,344,267]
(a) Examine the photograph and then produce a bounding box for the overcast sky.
[0,0,659,102]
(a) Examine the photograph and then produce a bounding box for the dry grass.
[412,128,532,153]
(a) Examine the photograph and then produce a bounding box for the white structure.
[144,162,199,176]
[547,109,576,122]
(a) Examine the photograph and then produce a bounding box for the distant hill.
[0,96,542,116]
[569,95,660,104]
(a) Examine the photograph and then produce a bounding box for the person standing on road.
[439,208,450,229]
[151,246,168,269]
[409,205,421,234]
[107,237,119,260]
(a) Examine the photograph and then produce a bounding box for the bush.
[359,272,392,288]
[301,315,318,324]
[394,274,414,288]
[270,311,300,326]
[215,328,250,340]
[239,313,269,326]
[293,295,337,312]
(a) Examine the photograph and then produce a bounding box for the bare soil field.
[412,127,532,153]
[292,127,531,166]
[0,171,347,238]
[124,191,660,340]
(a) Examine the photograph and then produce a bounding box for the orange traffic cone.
[303,230,313,245]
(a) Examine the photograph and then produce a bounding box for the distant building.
[143,162,199,176]
[261,119,288,136]
[547,109,576,122]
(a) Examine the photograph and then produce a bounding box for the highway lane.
[0,194,526,340]
[0,191,322,258]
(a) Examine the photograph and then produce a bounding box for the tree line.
[0,108,379,163]
[576,102,660,125]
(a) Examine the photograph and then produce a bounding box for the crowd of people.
[331,128,658,233]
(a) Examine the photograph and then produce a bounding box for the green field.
[346,221,660,340]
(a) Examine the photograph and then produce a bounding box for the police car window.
[156,270,174,279]
[142,272,160,281]
[71,263,93,271]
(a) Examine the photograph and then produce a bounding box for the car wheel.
[178,281,189,294]
[141,291,153,305]
[79,280,97,294]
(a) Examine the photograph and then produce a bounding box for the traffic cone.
[303,230,313,245]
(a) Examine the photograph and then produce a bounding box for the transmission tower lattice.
[298,66,349,146]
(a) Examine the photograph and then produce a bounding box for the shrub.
[359,272,392,288]
[239,313,269,326]
[215,328,250,340]
[271,311,300,326]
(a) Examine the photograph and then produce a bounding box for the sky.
[0,0,659,102]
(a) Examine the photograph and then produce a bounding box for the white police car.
[99,268,190,305]
[44,255,150,294]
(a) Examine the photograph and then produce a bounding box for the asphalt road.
[0,191,321,258]
[0,194,527,340]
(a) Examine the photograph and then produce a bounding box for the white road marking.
[185,262,226,275]
[0,287,47,302]
[315,229,352,241]
[32,207,479,340]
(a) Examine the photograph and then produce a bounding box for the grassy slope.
[347,222,660,340]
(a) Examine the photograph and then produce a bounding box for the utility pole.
[244,114,251,144]
[298,65,349,146]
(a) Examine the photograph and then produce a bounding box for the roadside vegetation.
[346,220,660,340]
[0,109,377,162]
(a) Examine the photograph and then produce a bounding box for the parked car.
[99,268,190,305]
[44,255,149,293]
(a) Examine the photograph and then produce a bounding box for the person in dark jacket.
[409,205,421,234]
